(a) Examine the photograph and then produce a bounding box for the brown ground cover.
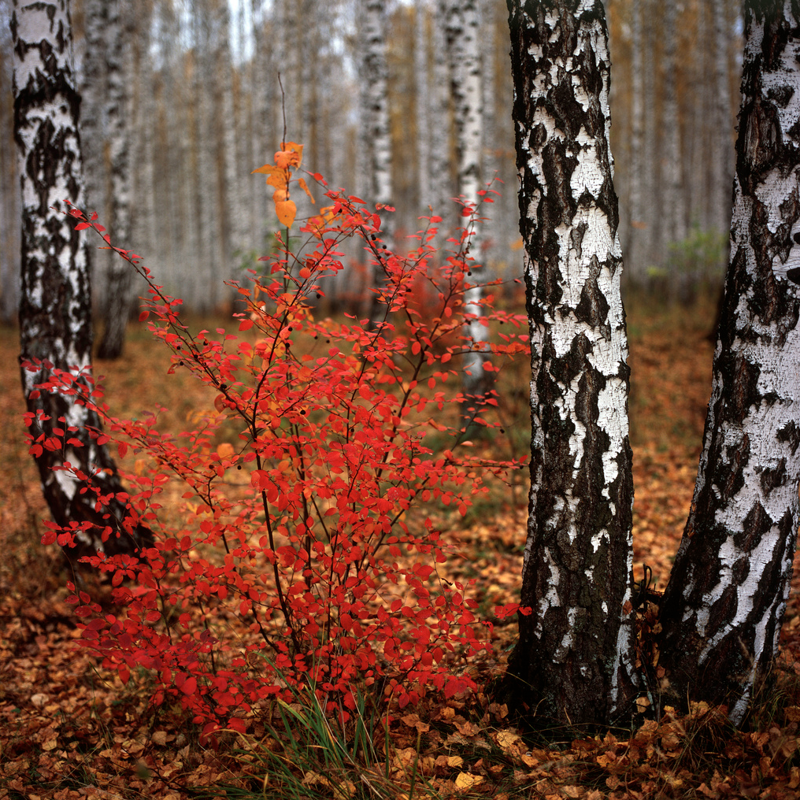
[2,298,800,799]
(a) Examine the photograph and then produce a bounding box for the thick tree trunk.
[658,1,800,726]
[505,0,637,725]
[12,0,152,562]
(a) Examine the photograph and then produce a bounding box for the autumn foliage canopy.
[21,151,528,741]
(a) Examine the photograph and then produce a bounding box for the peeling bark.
[13,0,151,563]
[505,0,637,725]
[658,0,800,726]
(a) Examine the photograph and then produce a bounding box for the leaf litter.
[2,300,800,799]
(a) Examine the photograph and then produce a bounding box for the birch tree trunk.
[0,18,20,324]
[358,0,394,320]
[441,0,487,412]
[662,0,686,264]
[429,0,452,227]
[12,0,151,562]
[504,0,637,725]
[96,0,135,359]
[415,0,431,212]
[626,0,646,283]
[658,0,800,726]
[711,0,735,236]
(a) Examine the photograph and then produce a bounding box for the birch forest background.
[0,0,742,324]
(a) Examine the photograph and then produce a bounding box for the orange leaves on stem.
[253,141,315,228]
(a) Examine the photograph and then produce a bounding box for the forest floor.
[3,297,800,799]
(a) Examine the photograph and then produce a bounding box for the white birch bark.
[97,0,135,359]
[358,0,393,320]
[626,0,646,283]
[0,19,20,324]
[659,0,800,726]
[505,0,637,725]
[711,0,735,236]
[429,0,452,225]
[12,0,151,560]
[415,0,431,212]
[662,0,686,252]
[441,0,486,407]
[360,0,393,214]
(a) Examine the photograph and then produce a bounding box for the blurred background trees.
[0,0,742,325]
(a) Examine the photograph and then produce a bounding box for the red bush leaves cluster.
[22,179,528,741]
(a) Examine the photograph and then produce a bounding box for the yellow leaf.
[301,771,330,788]
[454,772,483,792]
[297,177,315,204]
[494,730,523,751]
[275,198,297,227]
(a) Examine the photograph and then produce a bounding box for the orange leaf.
[275,149,299,170]
[297,177,315,204]
[275,198,297,227]
[252,164,281,176]
[281,141,304,167]
[217,442,234,458]
[267,172,288,190]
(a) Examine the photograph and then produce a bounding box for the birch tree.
[357,0,393,319]
[625,0,647,281]
[415,0,431,213]
[505,0,637,724]
[441,0,488,412]
[96,0,135,359]
[657,0,800,726]
[661,1,686,255]
[711,0,735,236]
[12,0,151,562]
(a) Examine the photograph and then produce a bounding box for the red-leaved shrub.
[22,153,528,741]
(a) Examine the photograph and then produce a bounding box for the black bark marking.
[760,458,788,492]
[777,420,800,454]
[575,257,610,327]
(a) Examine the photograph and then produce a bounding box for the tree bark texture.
[661,0,686,254]
[441,0,487,408]
[505,0,637,725]
[625,0,646,282]
[96,0,135,359]
[13,0,151,562]
[658,0,800,726]
[358,0,394,321]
